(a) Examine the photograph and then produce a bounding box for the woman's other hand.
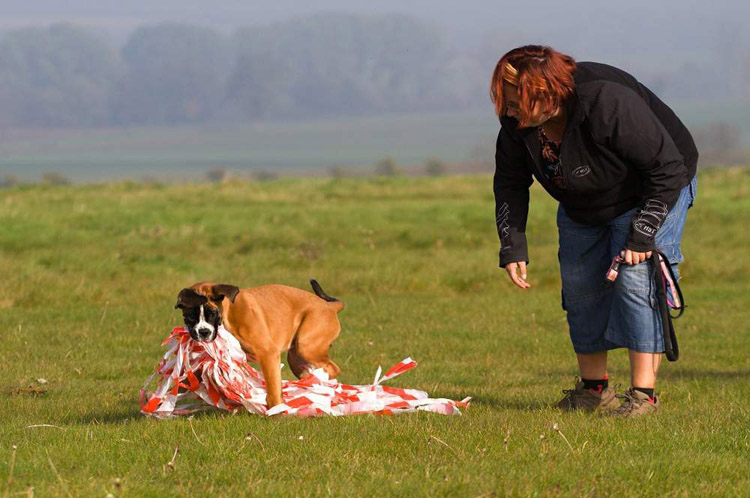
[623,249,652,265]
[505,261,531,289]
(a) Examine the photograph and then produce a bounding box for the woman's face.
[503,84,555,128]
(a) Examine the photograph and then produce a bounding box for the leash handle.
[601,249,687,362]
[652,250,684,362]
[655,251,686,319]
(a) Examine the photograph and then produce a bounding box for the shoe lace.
[560,377,582,397]
[613,389,638,415]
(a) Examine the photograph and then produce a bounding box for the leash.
[605,250,687,362]
[652,250,685,361]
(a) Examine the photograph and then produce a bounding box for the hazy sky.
[3,0,748,50]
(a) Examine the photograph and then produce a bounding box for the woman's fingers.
[623,249,652,264]
[505,263,521,287]
[505,262,531,289]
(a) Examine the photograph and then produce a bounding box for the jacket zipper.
[559,139,569,189]
[521,133,543,182]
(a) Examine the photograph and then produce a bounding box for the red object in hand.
[605,252,626,282]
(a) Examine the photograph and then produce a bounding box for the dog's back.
[240,281,344,314]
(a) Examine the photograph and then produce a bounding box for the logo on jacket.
[632,199,668,238]
[572,165,591,178]
[496,202,510,240]
[633,221,657,237]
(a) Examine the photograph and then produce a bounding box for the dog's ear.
[210,284,240,303]
[174,288,208,309]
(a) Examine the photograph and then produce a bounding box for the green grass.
[0,168,748,497]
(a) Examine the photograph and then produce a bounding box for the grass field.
[0,168,748,497]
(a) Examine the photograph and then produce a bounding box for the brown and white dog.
[174,279,344,408]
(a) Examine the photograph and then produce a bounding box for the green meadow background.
[0,168,748,497]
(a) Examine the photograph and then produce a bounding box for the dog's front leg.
[259,352,283,409]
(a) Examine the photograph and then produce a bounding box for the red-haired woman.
[491,45,697,417]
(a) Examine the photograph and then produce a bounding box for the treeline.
[0,14,487,128]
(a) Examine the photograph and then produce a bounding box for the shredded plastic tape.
[140,327,471,418]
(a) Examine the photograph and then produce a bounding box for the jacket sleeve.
[592,83,688,252]
[494,127,533,267]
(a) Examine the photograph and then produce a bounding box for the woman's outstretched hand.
[505,261,531,289]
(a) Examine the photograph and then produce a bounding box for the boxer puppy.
[174,279,344,408]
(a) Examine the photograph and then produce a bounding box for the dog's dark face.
[174,284,239,343]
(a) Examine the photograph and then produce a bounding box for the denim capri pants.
[557,177,697,353]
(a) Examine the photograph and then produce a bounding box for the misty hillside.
[0,6,749,130]
[0,3,748,183]
[2,1,749,96]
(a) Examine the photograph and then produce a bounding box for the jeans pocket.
[688,176,697,208]
[657,243,683,267]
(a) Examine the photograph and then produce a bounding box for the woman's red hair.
[490,45,577,126]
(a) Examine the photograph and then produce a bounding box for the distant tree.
[1,174,19,188]
[227,13,450,120]
[206,168,229,183]
[0,14,487,127]
[113,23,231,124]
[140,176,164,186]
[328,166,348,179]
[224,52,295,120]
[0,23,121,127]
[251,170,278,182]
[374,158,401,176]
[425,157,446,176]
[42,172,71,185]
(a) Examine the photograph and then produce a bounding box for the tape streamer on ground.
[140,327,471,418]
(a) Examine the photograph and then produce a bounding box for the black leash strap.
[652,251,686,362]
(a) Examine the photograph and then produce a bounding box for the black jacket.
[494,61,698,267]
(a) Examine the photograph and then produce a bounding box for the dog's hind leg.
[287,340,312,379]
[292,311,342,379]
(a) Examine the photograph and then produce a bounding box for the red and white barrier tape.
[140,327,470,418]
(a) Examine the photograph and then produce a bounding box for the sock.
[633,387,655,400]
[582,376,609,393]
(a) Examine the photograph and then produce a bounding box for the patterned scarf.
[538,127,565,189]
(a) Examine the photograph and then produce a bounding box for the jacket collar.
[499,88,585,140]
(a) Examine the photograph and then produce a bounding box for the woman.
[491,45,697,417]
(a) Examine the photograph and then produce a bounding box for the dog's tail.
[310,279,345,311]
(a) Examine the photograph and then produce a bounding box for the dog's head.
[174,283,240,343]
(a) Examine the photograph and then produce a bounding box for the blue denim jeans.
[557,177,697,353]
